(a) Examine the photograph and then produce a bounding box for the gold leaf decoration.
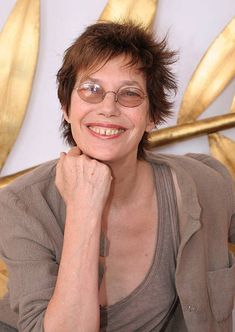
[99,0,157,29]
[0,260,8,299]
[229,243,235,255]
[148,113,235,147]
[208,133,235,179]
[0,0,40,172]
[208,95,235,176]
[0,165,37,189]
[178,17,235,124]
[230,95,235,113]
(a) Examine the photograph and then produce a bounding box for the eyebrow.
[81,77,143,88]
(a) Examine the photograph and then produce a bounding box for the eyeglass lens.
[77,83,146,107]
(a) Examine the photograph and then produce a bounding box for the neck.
[101,154,155,240]
[104,154,149,208]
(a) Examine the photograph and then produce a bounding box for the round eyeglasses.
[75,82,147,108]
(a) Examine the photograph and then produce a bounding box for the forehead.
[77,55,146,83]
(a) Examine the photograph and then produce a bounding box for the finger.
[67,146,82,157]
[59,152,66,161]
[56,152,66,169]
[60,152,66,158]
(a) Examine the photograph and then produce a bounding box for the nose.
[98,91,121,117]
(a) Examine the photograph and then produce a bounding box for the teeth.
[89,126,124,136]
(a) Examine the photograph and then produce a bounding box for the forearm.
[44,208,101,332]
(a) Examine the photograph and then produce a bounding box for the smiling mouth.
[88,126,125,136]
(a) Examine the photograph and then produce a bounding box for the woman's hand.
[55,147,113,216]
[46,147,107,332]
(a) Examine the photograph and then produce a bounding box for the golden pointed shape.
[0,164,37,189]
[99,0,157,29]
[230,95,235,113]
[208,96,235,178]
[178,17,235,124]
[0,260,8,299]
[0,0,40,172]
[208,133,235,179]
[229,244,235,255]
[148,113,235,147]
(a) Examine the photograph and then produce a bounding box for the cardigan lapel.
[146,151,202,257]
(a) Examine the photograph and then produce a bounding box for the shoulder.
[0,159,63,254]
[146,151,232,181]
[0,159,58,196]
[147,151,235,214]
[183,153,233,180]
[0,159,61,224]
[0,159,58,208]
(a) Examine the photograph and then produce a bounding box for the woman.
[0,21,235,332]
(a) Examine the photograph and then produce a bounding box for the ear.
[62,107,70,123]
[145,119,155,133]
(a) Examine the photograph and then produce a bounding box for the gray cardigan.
[0,153,235,332]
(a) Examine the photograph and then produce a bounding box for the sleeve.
[186,153,235,244]
[0,188,59,332]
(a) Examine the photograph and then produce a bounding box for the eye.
[79,82,102,95]
[77,82,104,103]
[119,87,143,98]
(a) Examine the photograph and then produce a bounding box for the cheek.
[68,102,84,123]
[70,94,94,118]
[133,108,151,128]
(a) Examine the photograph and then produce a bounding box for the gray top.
[100,164,186,331]
[0,153,235,332]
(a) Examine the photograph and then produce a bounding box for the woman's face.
[63,55,154,163]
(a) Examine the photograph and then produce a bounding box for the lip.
[84,122,127,139]
[85,122,127,130]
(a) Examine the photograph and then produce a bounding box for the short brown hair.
[57,21,177,159]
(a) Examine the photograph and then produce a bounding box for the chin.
[81,148,127,163]
[88,152,118,162]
